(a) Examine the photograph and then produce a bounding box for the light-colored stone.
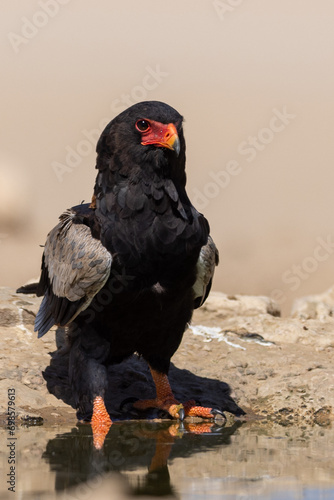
[292,286,334,320]
[199,291,281,318]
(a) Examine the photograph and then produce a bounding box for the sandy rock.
[292,286,334,320]
[0,286,40,329]
[0,286,334,426]
[197,291,281,319]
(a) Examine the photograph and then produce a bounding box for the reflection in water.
[2,421,334,499]
[42,420,240,497]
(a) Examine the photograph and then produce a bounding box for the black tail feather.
[16,283,39,295]
[34,293,56,337]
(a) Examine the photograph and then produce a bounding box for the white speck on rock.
[14,301,32,338]
[189,325,246,350]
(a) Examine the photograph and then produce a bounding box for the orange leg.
[133,368,183,418]
[90,396,112,450]
[133,366,224,421]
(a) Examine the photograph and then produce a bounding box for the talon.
[211,409,226,423]
[178,407,185,421]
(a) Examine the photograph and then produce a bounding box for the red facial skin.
[136,119,180,155]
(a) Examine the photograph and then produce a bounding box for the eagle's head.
[95,101,186,185]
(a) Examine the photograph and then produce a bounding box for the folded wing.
[35,209,112,337]
[193,235,219,309]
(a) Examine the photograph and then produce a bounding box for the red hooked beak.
[139,121,181,156]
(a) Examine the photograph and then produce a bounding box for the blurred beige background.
[1,0,334,314]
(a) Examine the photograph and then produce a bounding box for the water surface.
[1,419,334,499]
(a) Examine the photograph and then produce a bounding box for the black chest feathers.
[96,181,208,291]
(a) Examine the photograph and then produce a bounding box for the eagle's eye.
[135,119,151,132]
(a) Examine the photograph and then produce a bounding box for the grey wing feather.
[35,209,112,335]
[193,235,219,308]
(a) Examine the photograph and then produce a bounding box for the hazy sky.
[1,0,334,313]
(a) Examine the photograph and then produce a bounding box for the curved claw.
[178,407,185,421]
[211,409,227,423]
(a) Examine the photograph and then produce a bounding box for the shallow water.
[1,420,334,499]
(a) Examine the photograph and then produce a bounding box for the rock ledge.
[1,287,334,426]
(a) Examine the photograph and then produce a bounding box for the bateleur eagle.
[18,101,221,449]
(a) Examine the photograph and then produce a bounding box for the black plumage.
[18,101,220,445]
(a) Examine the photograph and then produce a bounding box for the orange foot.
[133,367,226,423]
[90,396,112,450]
